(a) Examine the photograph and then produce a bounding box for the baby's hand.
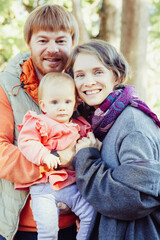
[76,132,102,153]
[43,154,61,169]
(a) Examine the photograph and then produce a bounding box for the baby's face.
[40,81,76,123]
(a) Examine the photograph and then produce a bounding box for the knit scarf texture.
[20,58,39,103]
[90,86,160,141]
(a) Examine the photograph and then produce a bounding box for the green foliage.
[0,0,74,71]
[150,0,160,43]
[0,0,100,71]
[146,0,160,116]
[0,0,27,70]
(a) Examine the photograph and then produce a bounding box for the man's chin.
[45,66,64,73]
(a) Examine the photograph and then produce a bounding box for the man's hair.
[38,72,75,102]
[66,39,130,84]
[24,4,79,46]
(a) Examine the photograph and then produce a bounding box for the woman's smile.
[84,89,101,95]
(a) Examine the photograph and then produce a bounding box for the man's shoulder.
[5,52,31,73]
[0,52,31,78]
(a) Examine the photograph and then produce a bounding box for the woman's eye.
[95,70,103,75]
[75,73,84,79]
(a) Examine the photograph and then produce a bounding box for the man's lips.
[43,57,61,62]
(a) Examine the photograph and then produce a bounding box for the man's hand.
[57,202,80,232]
[43,154,61,169]
[57,202,71,215]
[57,134,80,170]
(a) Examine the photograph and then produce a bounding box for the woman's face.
[73,52,117,109]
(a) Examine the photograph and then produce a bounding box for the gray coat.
[74,106,160,240]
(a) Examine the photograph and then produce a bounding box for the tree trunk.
[98,0,121,48]
[120,0,149,99]
[72,0,90,44]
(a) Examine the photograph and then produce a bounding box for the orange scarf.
[20,58,39,103]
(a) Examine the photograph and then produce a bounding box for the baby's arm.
[18,115,60,169]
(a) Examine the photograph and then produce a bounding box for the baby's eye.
[52,101,58,104]
[66,100,72,104]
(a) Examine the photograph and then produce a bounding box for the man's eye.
[57,40,67,44]
[38,39,47,43]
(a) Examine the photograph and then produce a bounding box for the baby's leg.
[56,184,94,240]
[30,183,59,240]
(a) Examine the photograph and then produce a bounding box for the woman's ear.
[39,100,46,113]
[74,96,82,110]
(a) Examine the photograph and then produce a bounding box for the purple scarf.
[90,86,160,141]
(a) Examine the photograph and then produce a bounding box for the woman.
[65,39,160,240]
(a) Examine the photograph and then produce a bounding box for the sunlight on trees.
[0,0,159,116]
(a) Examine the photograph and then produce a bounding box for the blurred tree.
[72,0,89,43]
[0,0,159,116]
[147,0,160,115]
[120,0,149,99]
[0,0,27,70]
[98,0,121,48]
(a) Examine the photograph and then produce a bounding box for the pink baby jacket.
[16,111,91,190]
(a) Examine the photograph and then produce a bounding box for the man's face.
[28,31,73,80]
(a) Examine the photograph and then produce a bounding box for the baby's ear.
[39,100,46,113]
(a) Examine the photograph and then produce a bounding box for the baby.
[17,72,96,240]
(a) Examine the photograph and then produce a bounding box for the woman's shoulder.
[116,106,160,137]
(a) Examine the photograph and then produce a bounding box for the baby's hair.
[38,72,75,102]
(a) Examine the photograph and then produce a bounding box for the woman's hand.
[76,132,102,153]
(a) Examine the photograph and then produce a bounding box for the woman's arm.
[74,132,160,221]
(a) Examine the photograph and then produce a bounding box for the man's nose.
[47,41,59,53]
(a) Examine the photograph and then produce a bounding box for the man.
[0,4,79,240]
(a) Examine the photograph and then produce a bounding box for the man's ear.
[39,100,46,113]
[27,42,31,51]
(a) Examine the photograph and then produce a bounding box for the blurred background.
[0,0,159,116]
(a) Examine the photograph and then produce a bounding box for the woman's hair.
[65,39,130,85]
[24,4,79,46]
[38,72,75,102]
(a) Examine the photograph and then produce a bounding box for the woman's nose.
[84,76,96,87]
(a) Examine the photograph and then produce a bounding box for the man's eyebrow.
[36,35,48,38]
